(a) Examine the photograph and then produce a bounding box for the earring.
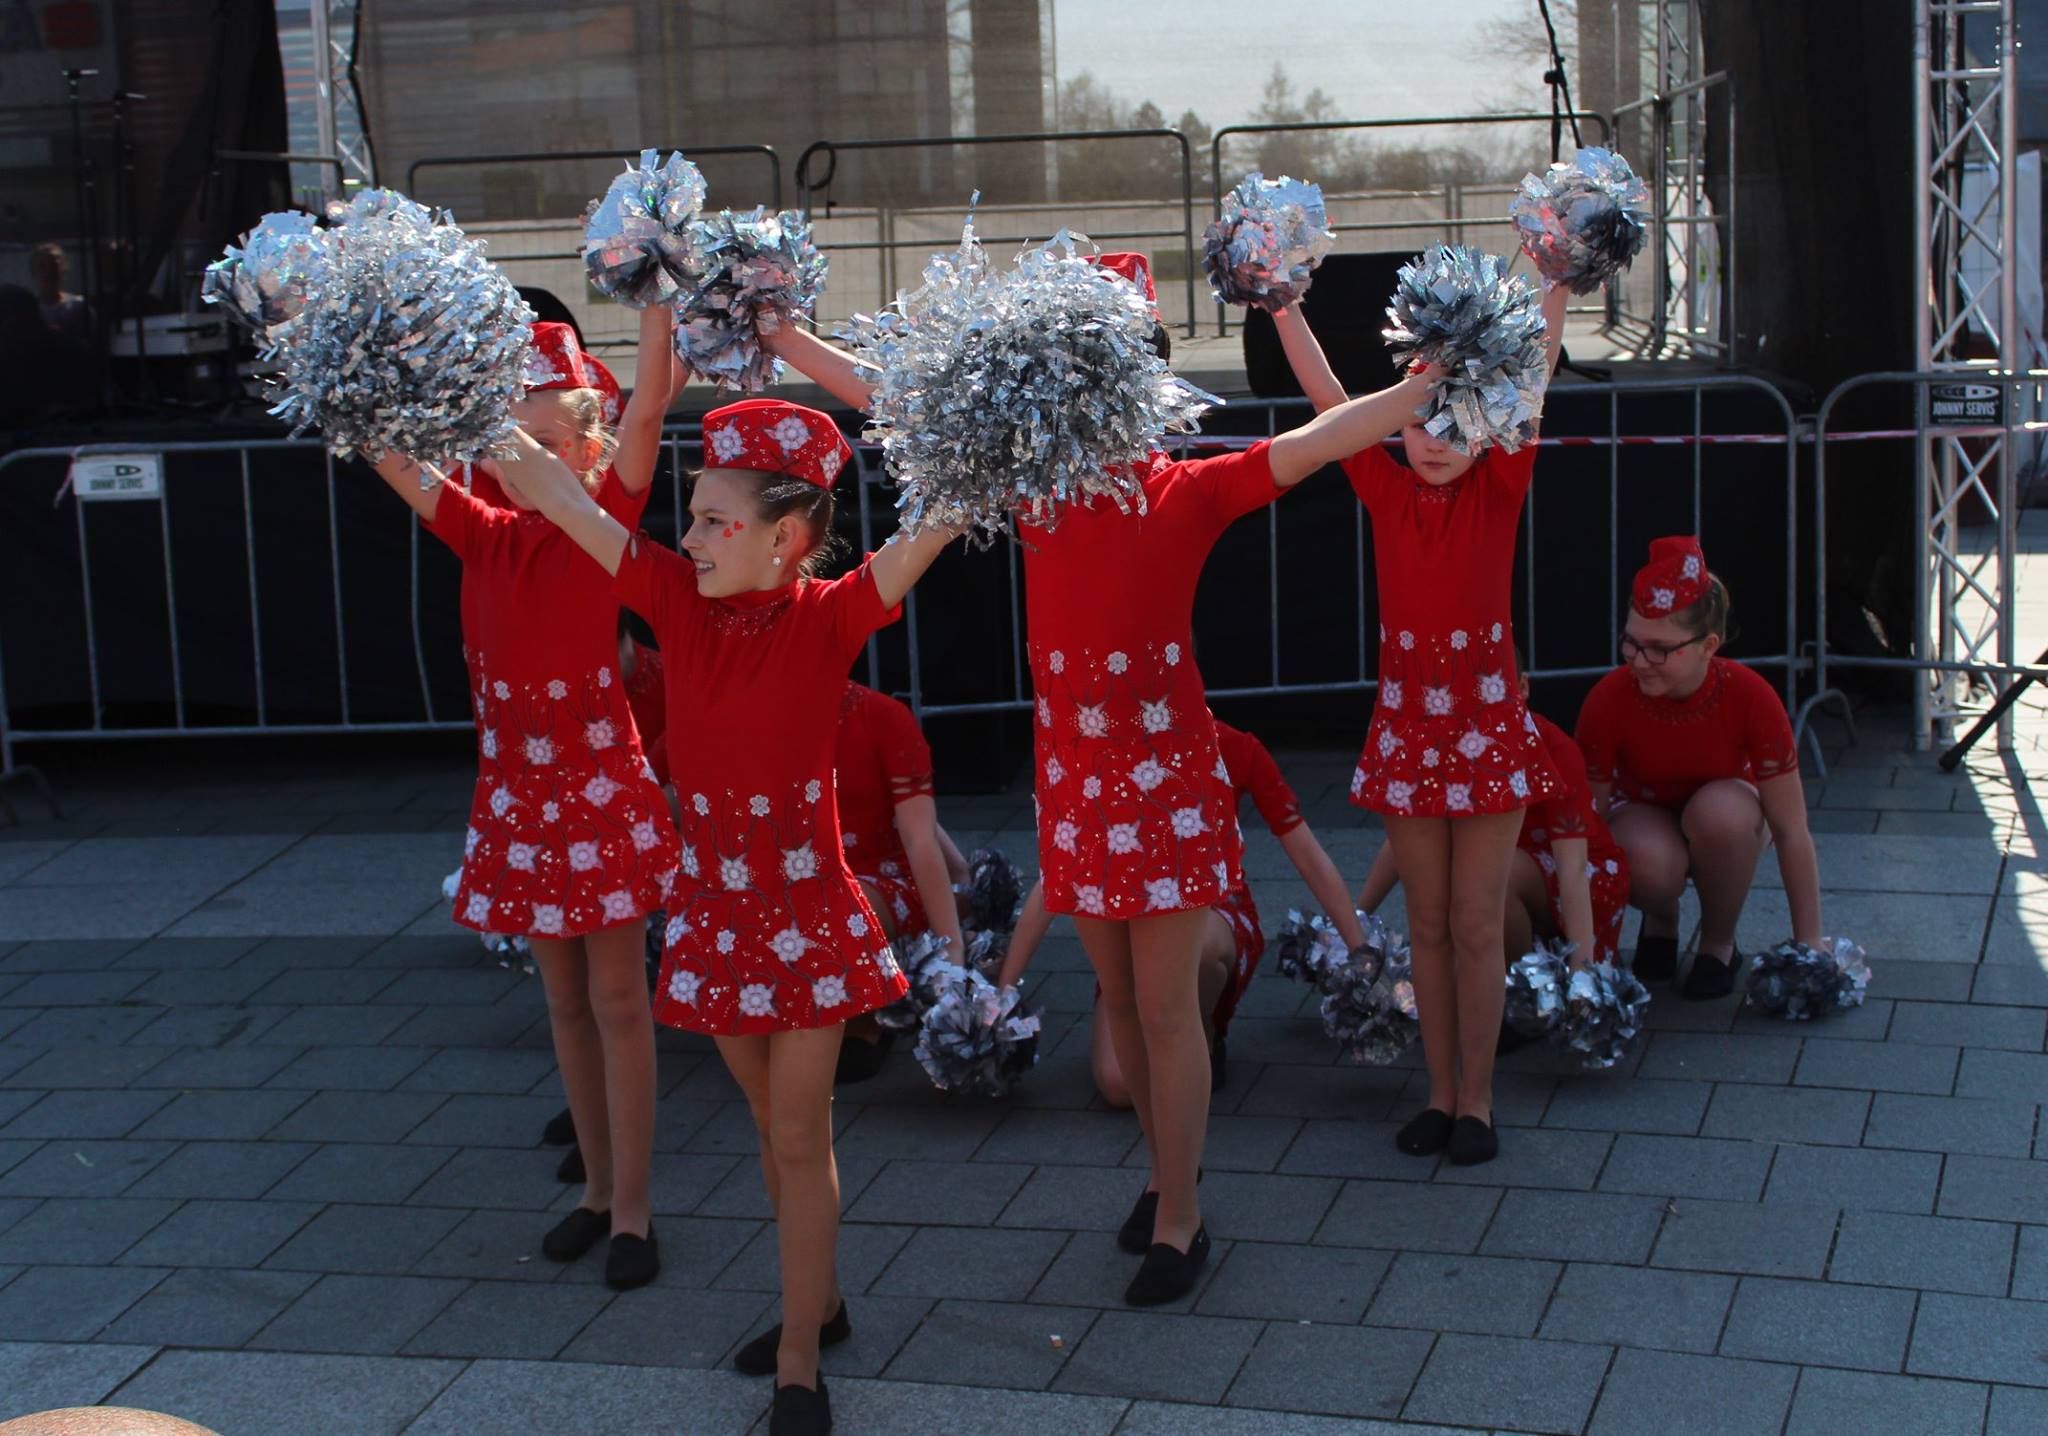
[772,555,783,567]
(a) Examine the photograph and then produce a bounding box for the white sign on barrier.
[70,454,163,502]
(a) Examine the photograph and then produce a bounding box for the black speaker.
[1241,251,1411,399]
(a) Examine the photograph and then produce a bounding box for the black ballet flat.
[1446,1115,1499,1167]
[1633,933,1680,982]
[1681,948,1743,1001]
[769,1379,831,1436]
[832,1032,891,1086]
[1116,1189,1160,1255]
[555,1145,585,1185]
[734,1301,852,1377]
[541,1205,608,1262]
[541,1106,577,1146]
[604,1224,659,1290]
[1396,1107,1455,1156]
[1124,1226,1211,1307]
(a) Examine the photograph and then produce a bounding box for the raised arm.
[1548,835,1597,966]
[995,879,1053,991]
[1278,823,1366,949]
[493,428,631,575]
[935,822,972,888]
[1759,771,1824,946]
[1357,841,1400,916]
[895,797,966,955]
[1266,371,1434,489]
[1272,304,1350,414]
[866,522,957,611]
[613,303,691,496]
[371,452,446,524]
[765,326,879,411]
[1541,279,1569,377]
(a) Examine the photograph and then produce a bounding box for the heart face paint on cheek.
[719,521,746,539]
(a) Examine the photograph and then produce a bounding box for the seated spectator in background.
[0,284,90,431]
[29,242,93,350]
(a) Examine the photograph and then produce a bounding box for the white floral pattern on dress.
[1077,705,1109,739]
[1141,700,1173,734]
[507,842,538,872]
[1446,783,1473,811]
[719,856,750,890]
[1424,686,1453,716]
[846,912,869,938]
[1478,672,1507,704]
[631,820,660,852]
[464,893,493,924]
[524,736,554,765]
[1381,680,1403,711]
[568,841,600,872]
[1170,806,1206,838]
[1145,877,1182,909]
[667,967,701,1004]
[600,889,636,922]
[1386,780,1416,810]
[770,926,809,963]
[583,773,621,807]
[1456,730,1490,760]
[1107,651,1129,674]
[782,844,818,883]
[532,904,564,935]
[1054,820,1080,853]
[1074,883,1106,915]
[812,975,847,1009]
[1130,759,1167,792]
[1107,822,1142,854]
[738,983,776,1017]
[584,719,615,751]
[547,679,568,700]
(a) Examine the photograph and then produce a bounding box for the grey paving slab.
[371,966,529,1006]
[1784,1369,1991,1436]
[118,1198,322,1270]
[132,1089,309,1142]
[1911,1292,2048,1387]
[268,1088,446,1144]
[1116,1405,1469,1436]
[0,1264,167,1339]
[112,936,264,970]
[397,1046,559,1095]
[1639,1031,1803,1084]
[0,884,204,941]
[409,1147,600,1212]
[1972,963,2048,1006]
[127,964,278,1008]
[969,1107,1142,1167]
[0,1341,161,1422]
[1703,1083,1873,1146]
[1191,1170,1341,1243]
[0,1138,179,1197]
[1365,1250,1560,1337]
[1159,1112,1303,1173]
[1890,1000,2046,1051]
[251,1002,420,1047]
[1,968,152,1006]
[262,1202,468,1276]
[1865,1092,2038,1158]
[15,833,295,889]
[127,1004,291,1048]
[0,1088,175,1140]
[264,1045,436,1093]
[2,1007,162,1049]
[249,1272,470,1355]
[1941,1155,2048,1223]
[2012,1224,2048,1301]
[265,1141,454,1205]
[1276,1118,1443,1181]
[882,1296,1096,1391]
[1029,1231,1229,1313]
[1217,1324,1430,1422]
[402,1093,570,1149]
[1537,1262,1736,1354]
[133,1045,303,1089]
[1479,1189,1668,1265]
[100,1267,317,1348]
[1831,1210,2019,1297]
[814,1374,1132,1436]
[1430,1126,1612,1192]
[1796,1036,1960,1096]
[871,1225,1069,1302]
[1991,1384,2048,1435]
[402,1279,615,1359]
[0,938,141,972]
[1052,1309,1262,1404]
[1651,1198,1840,1278]
[110,1349,465,1436]
[238,934,386,968]
[1541,1076,1713,1136]
[403,1359,762,1436]
[1764,1143,1942,1214]
[1233,1061,1406,1119]
[248,965,403,1006]
[557,1285,775,1368]
[1193,1239,1390,1324]
[1719,1274,1917,1372]
[1586,1348,1800,1436]
[1597,1132,1774,1201]
[1857,960,1976,1002]
[0,1196,178,1265]
[1318,1178,1500,1254]
[383,1002,548,1048]
[168,881,438,937]
[1403,1331,1611,1435]
[1957,1049,2048,1103]
[408,1206,583,1284]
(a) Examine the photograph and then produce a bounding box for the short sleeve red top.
[835,680,937,881]
[1213,719,1304,838]
[1574,656,1800,808]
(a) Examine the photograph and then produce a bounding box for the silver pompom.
[202,210,330,332]
[1509,147,1650,296]
[1318,921,1419,1065]
[1558,960,1651,1069]
[1504,942,1572,1037]
[913,967,1042,1097]
[1383,244,1550,455]
[673,207,827,392]
[872,929,965,1034]
[582,148,708,308]
[1273,908,1348,986]
[442,868,532,971]
[962,848,1025,936]
[221,189,535,467]
[1744,937,1872,1021]
[1202,172,1335,312]
[840,211,1221,542]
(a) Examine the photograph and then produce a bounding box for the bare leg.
[1128,907,1214,1251]
[1384,817,1456,1117]
[1445,809,1524,1124]
[1078,917,1148,1150]
[1681,780,1770,959]
[1503,847,1552,965]
[842,879,899,1051]
[1196,910,1234,1039]
[1610,803,1689,940]
[764,1025,846,1391]
[531,936,610,1215]
[582,921,656,1237]
[1089,993,1133,1109]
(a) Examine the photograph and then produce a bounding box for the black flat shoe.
[542,1106,576,1146]
[556,1145,585,1184]
[1396,1107,1455,1156]
[1633,933,1679,982]
[770,1379,831,1436]
[604,1224,659,1290]
[541,1205,608,1262]
[833,1032,891,1086]
[734,1301,852,1377]
[1681,949,1742,1001]
[1116,1189,1160,1255]
[1446,1115,1499,1167]
[1124,1226,1210,1307]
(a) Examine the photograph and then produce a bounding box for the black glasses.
[1620,634,1706,666]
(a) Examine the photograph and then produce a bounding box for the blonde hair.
[1672,573,1732,641]
[556,387,618,486]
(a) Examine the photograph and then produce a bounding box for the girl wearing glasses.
[1574,537,1821,999]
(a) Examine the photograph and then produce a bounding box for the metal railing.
[406,145,783,213]
[795,128,1199,336]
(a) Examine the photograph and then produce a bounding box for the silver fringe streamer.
[1504,941,1572,1037]
[913,967,1043,1097]
[202,210,329,332]
[673,206,827,392]
[1509,147,1651,296]
[872,929,966,1035]
[1202,172,1336,312]
[1558,959,1651,1070]
[1318,921,1419,1065]
[582,148,708,308]
[1383,244,1550,455]
[963,848,1025,936]
[1744,936,1873,1021]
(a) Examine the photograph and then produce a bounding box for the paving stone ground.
[1,515,2045,1434]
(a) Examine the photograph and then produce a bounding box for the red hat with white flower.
[1631,535,1711,617]
[1090,252,1156,306]
[700,398,851,489]
[522,321,622,426]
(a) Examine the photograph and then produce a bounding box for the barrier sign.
[1929,380,2004,426]
[70,454,163,502]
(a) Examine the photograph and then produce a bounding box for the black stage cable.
[1535,0,1583,159]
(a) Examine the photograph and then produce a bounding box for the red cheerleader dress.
[624,645,670,787]
[1519,713,1631,965]
[1574,657,1800,810]
[432,475,681,939]
[1344,443,1559,817]
[835,680,938,934]
[1208,718,1306,1037]
[1022,443,1283,920]
[616,542,910,1036]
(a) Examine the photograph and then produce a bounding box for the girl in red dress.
[1273,281,1569,1166]
[502,391,955,1436]
[763,265,1436,1304]
[371,307,685,1287]
[1575,536,1824,997]
[997,714,1367,1101]
[832,678,972,1083]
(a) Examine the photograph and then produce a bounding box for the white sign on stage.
[70,454,164,502]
